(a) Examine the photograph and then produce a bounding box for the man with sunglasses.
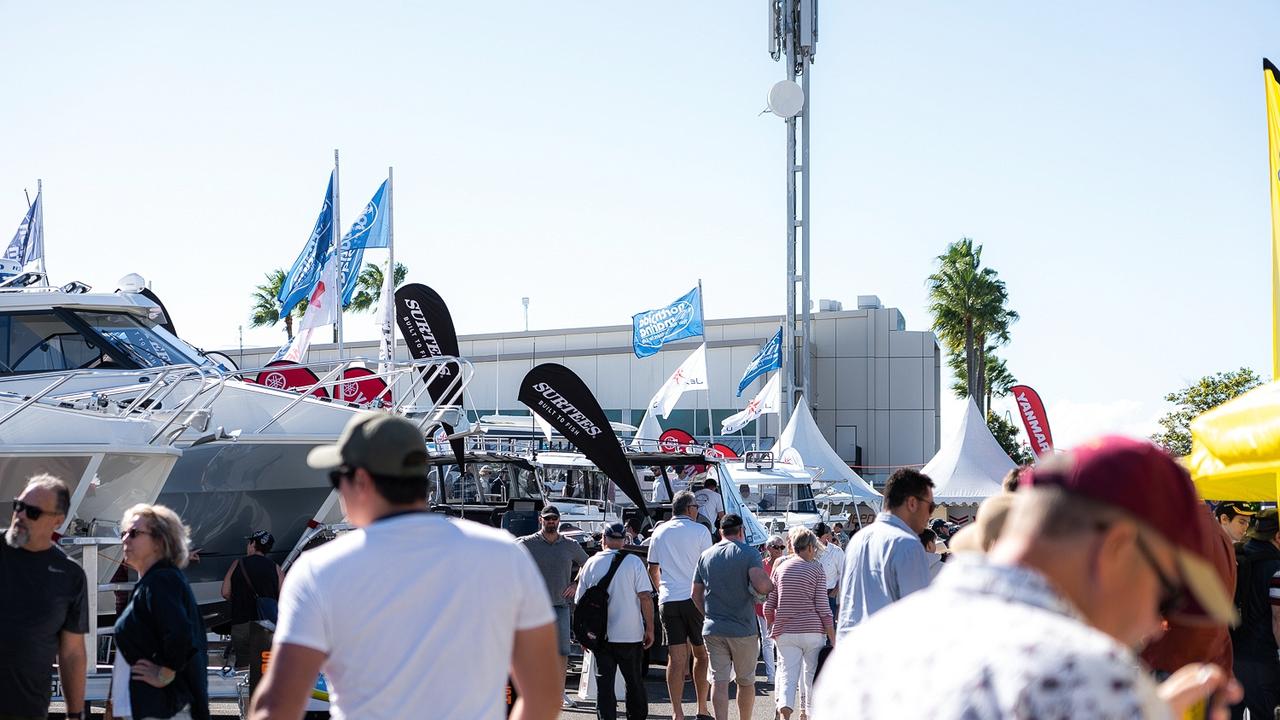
[834,467,935,635]
[249,413,561,720]
[814,436,1241,719]
[0,474,88,720]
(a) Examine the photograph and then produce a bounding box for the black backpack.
[573,552,627,652]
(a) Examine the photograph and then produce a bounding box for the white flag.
[721,373,780,434]
[647,343,709,419]
[281,327,316,364]
[377,257,396,374]
[534,412,554,442]
[300,252,340,332]
[630,409,663,451]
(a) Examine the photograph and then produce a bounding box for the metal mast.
[771,0,817,424]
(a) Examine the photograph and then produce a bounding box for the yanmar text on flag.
[1010,384,1054,458]
[632,286,704,358]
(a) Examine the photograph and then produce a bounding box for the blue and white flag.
[278,172,336,317]
[337,180,390,306]
[5,191,43,272]
[632,286,704,358]
[737,326,783,396]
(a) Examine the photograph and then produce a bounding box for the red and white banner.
[1010,384,1054,458]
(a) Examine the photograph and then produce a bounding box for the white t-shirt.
[693,488,724,526]
[275,513,555,720]
[818,542,845,590]
[573,549,654,643]
[647,515,712,603]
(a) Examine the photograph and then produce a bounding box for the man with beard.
[0,474,88,720]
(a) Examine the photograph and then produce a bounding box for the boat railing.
[0,363,227,445]
[222,355,474,435]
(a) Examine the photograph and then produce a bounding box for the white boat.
[0,274,472,609]
[714,459,827,535]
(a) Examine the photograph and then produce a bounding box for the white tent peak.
[770,397,882,507]
[924,397,1016,506]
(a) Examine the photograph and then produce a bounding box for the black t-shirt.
[228,554,280,625]
[0,541,89,716]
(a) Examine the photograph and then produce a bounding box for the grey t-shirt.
[517,532,589,608]
[695,539,763,637]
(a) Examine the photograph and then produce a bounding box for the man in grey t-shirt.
[518,505,589,709]
[692,514,774,720]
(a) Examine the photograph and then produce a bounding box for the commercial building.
[231,296,941,486]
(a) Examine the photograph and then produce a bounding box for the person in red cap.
[812,436,1241,719]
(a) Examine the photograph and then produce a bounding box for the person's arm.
[749,565,773,596]
[814,567,835,645]
[248,642,327,720]
[893,540,933,599]
[691,580,705,614]
[276,563,286,590]
[57,629,86,716]
[509,622,561,720]
[1272,605,1280,650]
[640,592,655,648]
[648,562,661,598]
[763,567,780,624]
[221,559,237,601]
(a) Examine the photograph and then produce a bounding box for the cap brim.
[307,444,344,470]
[1175,550,1239,626]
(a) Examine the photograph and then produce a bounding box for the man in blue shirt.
[692,514,774,720]
[836,468,935,635]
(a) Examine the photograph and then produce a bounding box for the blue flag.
[337,180,390,306]
[737,327,783,396]
[278,172,336,316]
[5,191,43,271]
[632,286,704,358]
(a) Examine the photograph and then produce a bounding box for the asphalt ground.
[49,660,785,719]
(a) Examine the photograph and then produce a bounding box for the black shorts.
[660,599,705,647]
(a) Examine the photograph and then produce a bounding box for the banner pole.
[699,280,714,447]
[333,149,344,358]
[382,167,396,375]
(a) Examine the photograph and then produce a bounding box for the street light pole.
[522,297,530,332]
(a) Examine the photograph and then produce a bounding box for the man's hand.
[562,582,578,600]
[643,628,654,649]
[131,659,175,688]
[1157,663,1241,720]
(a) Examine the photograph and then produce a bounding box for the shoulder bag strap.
[236,559,261,601]
[596,551,628,590]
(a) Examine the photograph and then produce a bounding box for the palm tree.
[345,262,408,314]
[927,238,1018,406]
[949,348,1016,416]
[248,269,307,341]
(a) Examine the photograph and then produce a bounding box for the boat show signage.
[519,363,647,512]
[631,286,704,358]
[394,283,466,468]
[1010,384,1055,458]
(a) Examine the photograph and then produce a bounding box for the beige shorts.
[705,634,759,686]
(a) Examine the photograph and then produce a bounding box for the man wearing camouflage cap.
[250,412,561,720]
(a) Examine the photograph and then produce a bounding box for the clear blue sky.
[2,1,1277,447]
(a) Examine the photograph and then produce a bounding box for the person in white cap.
[249,412,561,720]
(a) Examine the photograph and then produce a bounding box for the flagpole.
[35,179,45,280]
[698,279,714,448]
[333,149,344,358]
[385,166,396,373]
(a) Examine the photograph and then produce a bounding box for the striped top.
[764,557,832,637]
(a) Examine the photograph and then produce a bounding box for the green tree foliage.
[1152,368,1264,456]
[988,412,1034,465]
[949,347,1017,416]
[346,262,408,314]
[928,238,1018,408]
[248,269,305,341]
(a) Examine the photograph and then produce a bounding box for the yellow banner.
[1267,59,1280,379]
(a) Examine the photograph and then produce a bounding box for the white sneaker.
[562,692,577,709]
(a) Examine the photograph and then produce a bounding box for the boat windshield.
[430,463,543,505]
[68,310,199,368]
[542,465,620,504]
[742,482,817,515]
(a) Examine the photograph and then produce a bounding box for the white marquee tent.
[924,397,1016,506]
[770,397,883,510]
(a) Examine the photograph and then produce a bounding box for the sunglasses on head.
[12,499,56,521]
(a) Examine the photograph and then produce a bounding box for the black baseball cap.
[540,505,561,518]
[247,530,275,551]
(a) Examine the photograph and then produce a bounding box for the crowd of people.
[5,411,1278,720]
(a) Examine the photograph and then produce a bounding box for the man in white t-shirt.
[693,479,725,532]
[815,522,845,616]
[249,412,561,720]
[648,491,714,720]
[574,523,654,720]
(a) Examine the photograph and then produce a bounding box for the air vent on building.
[817,299,843,312]
[856,295,882,310]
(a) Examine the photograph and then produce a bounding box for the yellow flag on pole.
[1267,59,1280,379]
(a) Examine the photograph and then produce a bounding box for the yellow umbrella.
[1189,381,1280,501]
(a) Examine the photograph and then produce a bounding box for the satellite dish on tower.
[767,80,805,118]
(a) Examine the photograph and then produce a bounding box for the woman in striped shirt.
[764,527,836,720]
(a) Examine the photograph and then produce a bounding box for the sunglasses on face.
[120,527,153,540]
[328,467,353,489]
[914,496,938,513]
[1135,534,1186,617]
[768,545,785,550]
[12,499,56,522]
